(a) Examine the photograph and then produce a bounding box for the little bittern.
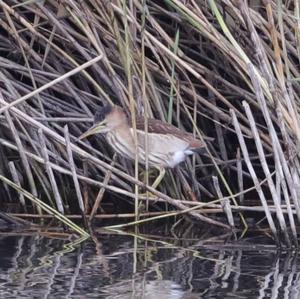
[79,105,206,189]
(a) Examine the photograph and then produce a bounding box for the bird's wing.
[135,116,204,148]
[133,129,190,154]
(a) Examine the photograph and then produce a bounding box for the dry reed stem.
[212,176,235,229]
[4,110,40,213]
[243,100,297,246]
[89,155,116,223]
[8,161,26,211]
[64,125,87,226]
[0,55,103,114]
[231,109,279,244]
[38,128,64,214]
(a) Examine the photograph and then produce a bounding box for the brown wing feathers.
[134,116,204,149]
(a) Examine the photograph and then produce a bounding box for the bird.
[79,104,206,189]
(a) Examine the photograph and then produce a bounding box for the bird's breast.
[106,130,136,160]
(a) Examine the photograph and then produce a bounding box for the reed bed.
[0,0,299,245]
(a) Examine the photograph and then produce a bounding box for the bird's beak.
[79,121,106,140]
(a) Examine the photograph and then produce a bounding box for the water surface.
[0,229,298,298]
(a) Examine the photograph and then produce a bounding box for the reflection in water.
[0,231,299,298]
[104,280,187,299]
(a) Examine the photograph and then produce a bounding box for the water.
[0,229,299,298]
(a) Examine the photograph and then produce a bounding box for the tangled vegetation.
[0,0,299,246]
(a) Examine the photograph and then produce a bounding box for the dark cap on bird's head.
[94,104,113,124]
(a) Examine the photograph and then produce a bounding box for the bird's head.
[79,104,128,140]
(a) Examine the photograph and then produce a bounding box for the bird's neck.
[114,121,131,136]
[109,123,136,152]
[104,123,136,162]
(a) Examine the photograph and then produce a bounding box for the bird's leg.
[151,166,166,189]
[139,168,156,182]
[139,166,165,198]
